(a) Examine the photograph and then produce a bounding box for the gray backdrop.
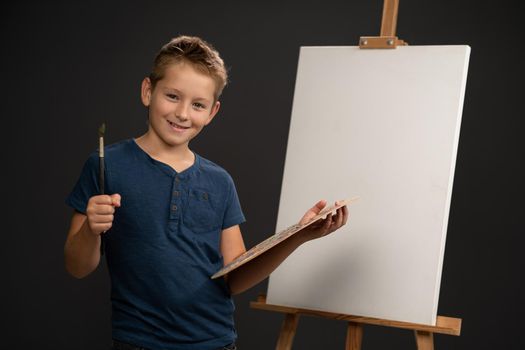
[2,0,524,349]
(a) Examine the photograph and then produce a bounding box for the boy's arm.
[64,212,101,278]
[64,194,121,278]
[222,200,348,295]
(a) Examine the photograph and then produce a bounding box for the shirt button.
[173,190,180,197]
[172,205,178,211]
[175,176,180,183]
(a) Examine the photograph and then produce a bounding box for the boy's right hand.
[85,194,121,235]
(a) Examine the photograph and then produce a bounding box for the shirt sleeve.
[221,174,246,230]
[65,152,101,214]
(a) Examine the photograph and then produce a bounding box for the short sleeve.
[65,152,101,214]
[221,174,245,229]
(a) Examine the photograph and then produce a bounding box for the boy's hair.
[149,36,228,100]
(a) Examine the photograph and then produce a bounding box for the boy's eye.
[193,102,206,109]
[166,94,179,100]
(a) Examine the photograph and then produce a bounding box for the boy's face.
[141,61,220,149]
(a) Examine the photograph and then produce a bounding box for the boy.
[64,36,348,350]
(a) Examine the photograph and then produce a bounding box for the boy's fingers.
[299,200,327,225]
[91,213,114,224]
[342,205,349,225]
[95,206,115,215]
[97,214,115,223]
[92,223,112,234]
[333,208,343,227]
[93,194,113,205]
[322,212,332,227]
[307,200,327,216]
[111,193,121,207]
[314,200,327,212]
[322,213,333,235]
[91,194,121,207]
[87,218,112,236]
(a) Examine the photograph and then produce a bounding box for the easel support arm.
[360,0,407,48]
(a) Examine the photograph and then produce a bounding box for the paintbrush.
[99,123,105,194]
[99,123,106,255]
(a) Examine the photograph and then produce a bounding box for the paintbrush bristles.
[98,123,106,137]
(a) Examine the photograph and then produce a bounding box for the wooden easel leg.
[345,322,363,350]
[275,313,299,350]
[414,330,434,350]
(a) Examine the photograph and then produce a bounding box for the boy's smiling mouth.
[167,120,190,131]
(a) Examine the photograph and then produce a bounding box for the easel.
[250,1,462,349]
[251,295,461,350]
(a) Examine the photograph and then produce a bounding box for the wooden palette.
[211,197,358,279]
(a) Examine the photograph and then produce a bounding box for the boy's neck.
[135,134,195,173]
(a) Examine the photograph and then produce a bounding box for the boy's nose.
[176,113,188,122]
[175,104,189,121]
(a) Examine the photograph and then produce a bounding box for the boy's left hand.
[297,200,349,242]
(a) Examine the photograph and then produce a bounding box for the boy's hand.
[298,200,349,242]
[85,194,121,235]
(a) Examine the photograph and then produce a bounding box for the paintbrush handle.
[99,155,106,255]
[99,136,105,194]
[99,136,105,255]
[99,156,105,195]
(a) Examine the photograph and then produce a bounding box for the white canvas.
[267,45,470,325]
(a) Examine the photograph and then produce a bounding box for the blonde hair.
[149,36,228,100]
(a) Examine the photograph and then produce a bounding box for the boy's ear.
[141,78,152,107]
[205,101,221,125]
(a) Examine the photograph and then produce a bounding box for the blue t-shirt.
[66,139,245,350]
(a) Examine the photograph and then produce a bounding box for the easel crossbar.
[251,295,461,336]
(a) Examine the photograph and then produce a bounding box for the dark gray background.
[2,0,524,349]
